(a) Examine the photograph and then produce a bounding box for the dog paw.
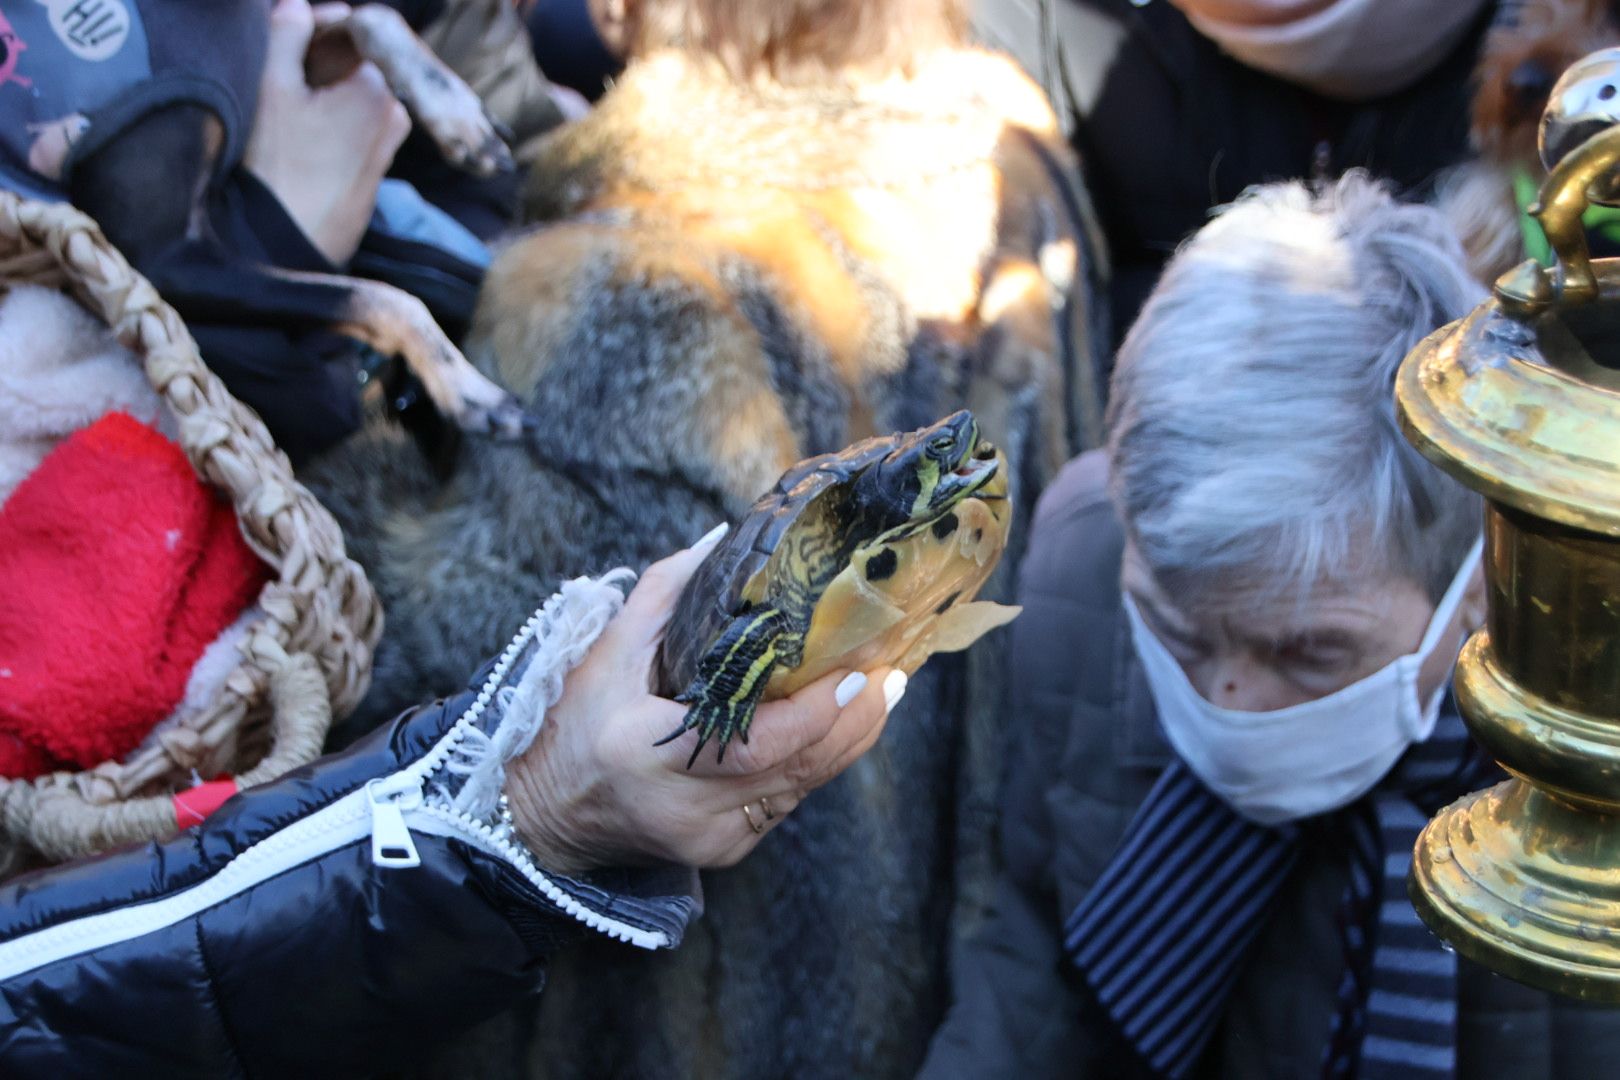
[413,83,514,177]
[443,374,528,439]
[464,393,531,440]
[419,354,527,436]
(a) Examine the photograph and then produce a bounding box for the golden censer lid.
[1400,48,1620,536]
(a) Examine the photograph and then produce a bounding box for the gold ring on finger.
[742,802,765,835]
[760,796,777,821]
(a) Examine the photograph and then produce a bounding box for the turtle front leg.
[655,608,798,767]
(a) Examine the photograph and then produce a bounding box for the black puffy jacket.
[0,606,698,1077]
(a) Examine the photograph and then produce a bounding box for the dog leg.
[65,96,520,438]
[327,274,526,436]
[251,268,525,437]
[310,4,514,177]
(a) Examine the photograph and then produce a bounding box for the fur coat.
[0,285,170,503]
[305,42,1104,1079]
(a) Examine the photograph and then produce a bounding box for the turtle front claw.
[654,695,755,769]
[652,609,786,767]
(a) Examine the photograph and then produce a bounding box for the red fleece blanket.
[0,413,269,778]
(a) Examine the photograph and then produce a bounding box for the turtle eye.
[928,434,956,456]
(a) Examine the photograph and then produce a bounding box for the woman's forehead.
[1119,538,1431,634]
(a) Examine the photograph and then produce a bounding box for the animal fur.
[1437,0,1620,282]
[0,285,170,503]
[302,0,1104,1074]
[1472,0,1618,165]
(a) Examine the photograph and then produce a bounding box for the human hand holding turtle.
[503,528,905,876]
[655,410,1018,764]
[505,411,1018,876]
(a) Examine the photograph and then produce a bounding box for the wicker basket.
[0,191,384,872]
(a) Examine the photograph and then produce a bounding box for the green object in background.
[1517,167,1620,264]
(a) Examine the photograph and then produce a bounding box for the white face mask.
[1123,538,1483,826]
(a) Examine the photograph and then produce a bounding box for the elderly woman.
[919,174,1620,1078]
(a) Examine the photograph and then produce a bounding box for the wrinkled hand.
[244,0,410,266]
[505,528,903,876]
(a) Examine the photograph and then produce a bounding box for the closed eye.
[1134,601,1208,659]
[1157,625,1209,659]
[1266,635,1360,677]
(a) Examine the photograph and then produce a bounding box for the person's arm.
[0,539,894,1077]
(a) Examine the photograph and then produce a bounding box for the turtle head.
[858,411,1000,526]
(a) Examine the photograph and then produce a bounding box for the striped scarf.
[1064,706,1492,1078]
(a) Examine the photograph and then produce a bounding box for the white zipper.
[0,785,378,981]
[405,803,666,949]
[369,604,671,950]
[368,773,424,868]
[0,613,667,983]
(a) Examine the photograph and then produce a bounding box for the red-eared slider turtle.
[654,410,1019,765]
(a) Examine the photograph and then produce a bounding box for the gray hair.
[1107,173,1486,605]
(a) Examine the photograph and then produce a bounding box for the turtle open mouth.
[951,441,999,482]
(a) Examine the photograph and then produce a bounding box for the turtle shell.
[655,434,897,698]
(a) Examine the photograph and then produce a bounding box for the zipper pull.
[367,775,423,869]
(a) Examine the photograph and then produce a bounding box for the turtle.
[654,409,1020,766]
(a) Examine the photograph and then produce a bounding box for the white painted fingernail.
[695,522,729,550]
[883,670,908,712]
[834,672,867,708]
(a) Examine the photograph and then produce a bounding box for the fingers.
[309,1,352,28]
[708,791,804,867]
[674,669,853,779]
[615,524,730,645]
[766,669,893,791]
[265,0,317,84]
[352,57,388,92]
[696,674,898,868]
[821,690,892,779]
[324,61,410,158]
[381,96,411,156]
[332,57,390,98]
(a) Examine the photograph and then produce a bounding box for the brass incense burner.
[1399,48,1620,1000]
